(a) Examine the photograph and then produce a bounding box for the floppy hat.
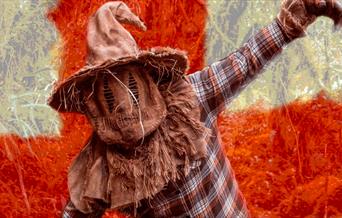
[48,1,189,113]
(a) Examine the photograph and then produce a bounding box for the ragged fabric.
[277,0,342,40]
[68,77,208,213]
[47,1,209,214]
[50,0,342,217]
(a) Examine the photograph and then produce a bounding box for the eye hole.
[103,74,115,113]
[150,70,170,85]
[128,72,139,105]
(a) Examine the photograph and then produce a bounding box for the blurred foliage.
[0,0,341,217]
[206,0,342,111]
[0,0,207,217]
[208,1,342,217]
[0,0,60,137]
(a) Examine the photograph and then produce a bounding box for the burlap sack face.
[68,76,209,213]
[48,1,210,214]
[82,64,167,147]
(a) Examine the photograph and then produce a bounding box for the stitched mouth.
[116,115,139,128]
[115,111,150,128]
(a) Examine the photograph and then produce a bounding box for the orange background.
[0,0,341,217]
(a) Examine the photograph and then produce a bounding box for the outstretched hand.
[278,0,342,40]
[306,0,342,28]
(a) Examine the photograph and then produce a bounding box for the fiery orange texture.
[220,92,342,217]
[0,0,341,217]
[0,0,206,217]
[0,114,92,217]
[48,0,207,80]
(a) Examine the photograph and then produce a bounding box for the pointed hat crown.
[48,1,189,113]
[86,1,146,65]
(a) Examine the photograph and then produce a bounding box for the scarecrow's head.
[48,1,188,152]
[82,63,168,148]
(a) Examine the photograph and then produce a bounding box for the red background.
[0,0,341,217]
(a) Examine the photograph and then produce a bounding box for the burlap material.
[86,1,146,66]
[47,1,210,214]
[81,64,168,147]
[277,0,342,40]
[68,77,209,213]
[48,1,189,113]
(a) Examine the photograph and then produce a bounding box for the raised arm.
[188,0,342,119]
[189,19,287,119]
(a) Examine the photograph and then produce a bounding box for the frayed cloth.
[68,77,209,214]
[277,0,342,40]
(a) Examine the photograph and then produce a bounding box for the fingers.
[278,0,318,39]
[326,0,342,27]
[305,0,342,17]
[305,0,328,15]
[315,0,326,8]
[305,0,342,28]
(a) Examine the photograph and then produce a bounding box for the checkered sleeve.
[188,19,288,119]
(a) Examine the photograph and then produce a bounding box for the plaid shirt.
[62,19,288,218]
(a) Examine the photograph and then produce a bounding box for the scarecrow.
[48,0,342,217]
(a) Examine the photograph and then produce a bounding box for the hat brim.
[48,47,189,113]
